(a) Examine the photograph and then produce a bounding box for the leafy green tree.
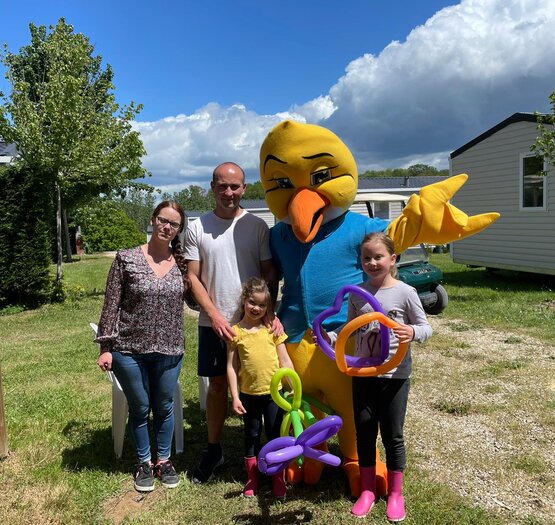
[243,180,265,199]
[407,163,437,177]
[171,185,215,212]
[360,165,448,178]
[0,19,147,283]
[115,186,159,234]
[532,91,555,170]
[74,199,145,253]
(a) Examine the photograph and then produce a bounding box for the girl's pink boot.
[243,457,259,497]
[351,466,376,517]
[272,471,287,498]
[386,470,406,522]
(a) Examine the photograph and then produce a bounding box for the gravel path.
[407,316,555,523]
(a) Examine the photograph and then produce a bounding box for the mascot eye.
[275,177,294,189]
[311,169,332,185]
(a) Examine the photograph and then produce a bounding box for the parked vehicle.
[354,193,448,314]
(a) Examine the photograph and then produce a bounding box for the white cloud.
[134,103,304,189]
[320,0,555,168]
[135,0,555,190]
[290,95,336,123]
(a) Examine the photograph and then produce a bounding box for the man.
[184,162,279,483]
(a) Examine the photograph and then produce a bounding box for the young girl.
[227,277,295,498]
[321,232,432,520]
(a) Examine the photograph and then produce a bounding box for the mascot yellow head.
[260,120,358,243]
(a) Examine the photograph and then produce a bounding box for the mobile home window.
[520,154,546,209]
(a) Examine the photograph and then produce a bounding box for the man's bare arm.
[187,260,236,341]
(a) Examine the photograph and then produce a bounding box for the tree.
[0,164,53,307]
[407,163,437,177]
[0,19,147,283]
[359,165,448,178]
[243,180,265,199]
[171,185,215,212]
[74,199,146,253]
[531,90,555,171]
[115,186,159,233]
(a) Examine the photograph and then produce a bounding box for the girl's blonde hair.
[239,277,274,319]
[361,232,398,278]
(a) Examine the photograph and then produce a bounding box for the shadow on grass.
[230,508,313,524]
[60,400,281,481]
[60,396,354,525]
[61,421,135,473]
[225,466,350,524]
[61,400,212,475]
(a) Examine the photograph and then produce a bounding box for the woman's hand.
[97,352,113,372]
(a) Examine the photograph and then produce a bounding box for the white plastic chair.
[90,323,184,458]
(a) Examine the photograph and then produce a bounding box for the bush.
[75,200,146,253]
[0,164,54,307]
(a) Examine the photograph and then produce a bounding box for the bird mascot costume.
[259,120,499,499]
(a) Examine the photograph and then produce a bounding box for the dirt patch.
[408,317,555,523]
[103,487,166,525]
[541,299,555,311]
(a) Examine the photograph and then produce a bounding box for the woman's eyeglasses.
[156,216,181,230]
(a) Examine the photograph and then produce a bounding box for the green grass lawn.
[0,255,552,524]
[430,253,555,343]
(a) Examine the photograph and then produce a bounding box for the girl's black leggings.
[240,392,283,457]
[352,377,410,471]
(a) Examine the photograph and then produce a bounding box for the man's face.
[211,168,246,213]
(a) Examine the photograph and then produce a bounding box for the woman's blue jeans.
[111,351,183,463]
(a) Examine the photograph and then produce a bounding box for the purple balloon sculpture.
[258,415,343,475]
[258,436,299,476]
[312,284,390,367]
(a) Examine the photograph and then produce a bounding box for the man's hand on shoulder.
[211,312,237,342]
[268,315,284,337]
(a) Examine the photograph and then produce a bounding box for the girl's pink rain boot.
[386,470,406,522]
[351,466,376,517]
[243,456,259,497]
[272,471,287,499]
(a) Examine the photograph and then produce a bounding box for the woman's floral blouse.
[96,246,185,356]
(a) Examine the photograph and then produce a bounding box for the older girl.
[319,232,432,520]
[349,232,432,520]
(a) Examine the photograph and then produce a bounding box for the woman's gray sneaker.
[134,462,155,492]
[155,460,180,489]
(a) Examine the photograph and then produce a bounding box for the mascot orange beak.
[289,188,330,243]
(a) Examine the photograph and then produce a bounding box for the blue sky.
[3,0,555,190]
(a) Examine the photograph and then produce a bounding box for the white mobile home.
[450,112,555,275]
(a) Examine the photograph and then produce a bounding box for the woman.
[96,201,189,492]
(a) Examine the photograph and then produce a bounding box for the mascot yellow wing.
[387,173,500,253]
